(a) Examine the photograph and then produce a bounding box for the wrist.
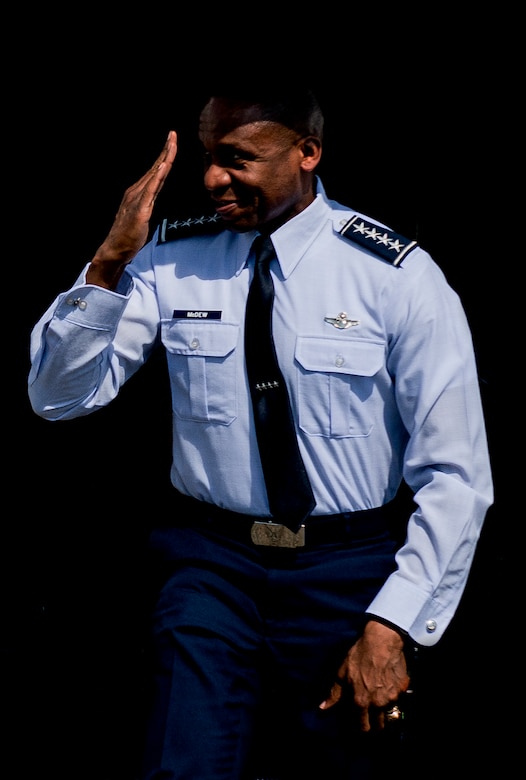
[86,256,127,290]
[365,614,408,640]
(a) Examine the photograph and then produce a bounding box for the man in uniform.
[28,86,493,779]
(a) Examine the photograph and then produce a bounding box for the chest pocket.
[161,320,240,424]
[295,336,385,438]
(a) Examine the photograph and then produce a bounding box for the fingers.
[163,129,178,164]
[153,130,178,173]
[359,707,372,732]
[319,681,399,734]
[121,131,177,216]
[142,130,178,199]
[319,682,375,734]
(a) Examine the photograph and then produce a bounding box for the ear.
[299,136,322,171]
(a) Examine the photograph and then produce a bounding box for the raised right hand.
[86,130,178,289]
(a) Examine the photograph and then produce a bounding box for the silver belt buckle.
[250,521,306,548]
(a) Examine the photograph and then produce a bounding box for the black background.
[5,14,513,779]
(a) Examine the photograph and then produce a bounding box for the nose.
[204,163,231,191]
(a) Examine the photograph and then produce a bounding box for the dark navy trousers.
[140,519,401,780]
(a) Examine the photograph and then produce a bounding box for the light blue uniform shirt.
[28,179,493,646]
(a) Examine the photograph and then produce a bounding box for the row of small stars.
[166,214,222,230]
[351,220,407,254]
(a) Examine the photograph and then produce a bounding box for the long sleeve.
[28,183,494,646]
[29,255,158,420]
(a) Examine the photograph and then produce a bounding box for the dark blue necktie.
[244,235,316,532]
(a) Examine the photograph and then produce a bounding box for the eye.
[217,149,247,168]
[202,147,251,170]
[227,152,247,169]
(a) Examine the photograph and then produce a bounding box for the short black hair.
[200,87,324,140]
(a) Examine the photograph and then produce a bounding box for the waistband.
[173,492,395,549]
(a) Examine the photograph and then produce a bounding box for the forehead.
[198,98,297,148]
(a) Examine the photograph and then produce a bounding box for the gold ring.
[385,704,403,722]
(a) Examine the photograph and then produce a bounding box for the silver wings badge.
[324,312,359,329]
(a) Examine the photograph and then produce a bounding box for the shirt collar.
[236,177,332,278]
[270,177,331,278]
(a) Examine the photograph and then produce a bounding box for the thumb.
[319,680,343,710]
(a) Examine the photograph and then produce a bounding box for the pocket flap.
[161,320,239,357]
[295,336,385,376]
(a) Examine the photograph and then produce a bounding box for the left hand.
[319,619,410,731]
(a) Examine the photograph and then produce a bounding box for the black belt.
[173,492,395,549]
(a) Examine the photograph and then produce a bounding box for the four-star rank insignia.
[339,215,418,267]
[157,213,225,244]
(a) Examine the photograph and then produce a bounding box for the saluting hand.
[319,620,410,731]
[86,130,178,289]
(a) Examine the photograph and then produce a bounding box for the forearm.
[86,235,142,290]
[366,474,492,646]
[28,282,130,419]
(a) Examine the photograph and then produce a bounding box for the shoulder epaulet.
[338,215,418,267]
[157,213,225,244]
